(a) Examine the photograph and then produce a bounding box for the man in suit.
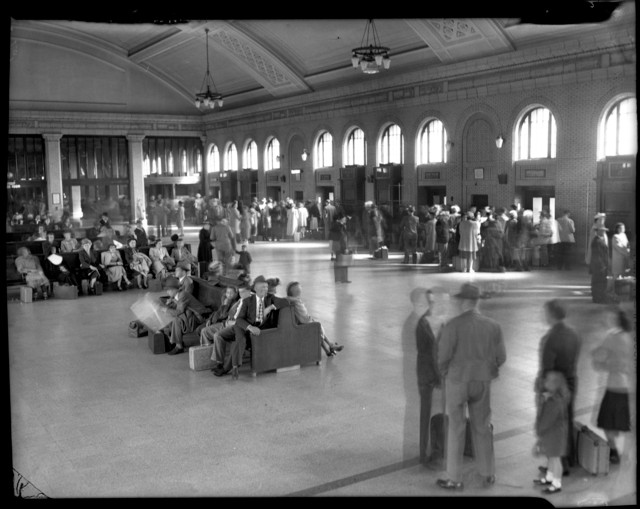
[171,238,198,275]
[589,226,610,304]
[213,275,289,378]
[159,276,210,355]
[436,283,506,491]
[174,263,194,295]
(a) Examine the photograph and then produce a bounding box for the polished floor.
[8,229,637,502]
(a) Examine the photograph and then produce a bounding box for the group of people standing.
[408,283,633,495]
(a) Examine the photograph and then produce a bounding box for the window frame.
[314,131,334,169]
[603,97,637,158]
[516,107,557,160]
[225,143,238,172]
[379,124,404,165]
[345,127,366,166]
[265,137,281,171]
[419,119,448,164]
[244,139,258,170]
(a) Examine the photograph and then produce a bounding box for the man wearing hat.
[171,237,198,275]
[585,212,608,266]
[436,283,506,491]
[589,225,610,303]
[174,263,194,295]
[213,275,289,378]
[158,276,211,355]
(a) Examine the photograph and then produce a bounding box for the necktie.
[257,298,263,324]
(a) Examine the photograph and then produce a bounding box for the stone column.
[201,135,209,196]
[127,134,146,226]
[42,133,64,220]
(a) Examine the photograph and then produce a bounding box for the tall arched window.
[167,152,174,175]
[345,128,366,166]
[420,119,448,164]
[380,124,404,164]
[315,131,333,169]
[196,150,202,174]
[265,137,280,170]
[208,144,220,173]
[604,97,637,157]
[143,155,151,176]
[225,143,238,171]
[517,107,557,160]
[244,140,258,169]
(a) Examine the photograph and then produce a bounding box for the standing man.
[436,283,506,491]
[211,218,237,274]
[323,200,336,240]
[556,210,576,270]
[535,299,582,475]
[589,226,610,304]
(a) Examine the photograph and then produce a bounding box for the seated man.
[158,276,211,356]
[174,263,194,295]
[285,281,343,356]
[198,286,241,345]
[212,275,288,379]
[210,284,253,375]
[171,237,198,275]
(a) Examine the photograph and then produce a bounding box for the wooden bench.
[250,306,322,376]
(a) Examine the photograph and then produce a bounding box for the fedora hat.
[47,253,63,266]
[453,283,481,300]
[252,275,267,285]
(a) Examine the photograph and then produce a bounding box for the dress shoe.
[542,485,562,494]
[231,366,239,380]
[533,478,551,485]
[212,367,229,377]
[483,475,496,488]
[436,479,463,491]
[167,346,185,355]
[332,344,344,352]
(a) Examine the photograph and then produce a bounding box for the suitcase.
[189,345,216,371]
[293,232,301,242]
[148,277,163,292]
[19,286,33,303]
[574,422,610,475]
[53,284,78,300]
[148,331,172,354]
[94,281,103,295]
[374,247,388,260]
[128,320,148,338]
[81,279,89,295]
[430,414,475,459]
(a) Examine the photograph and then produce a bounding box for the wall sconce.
[280,175,287,182]
[495,135,504,149]
[301,149,308,162]
[445,140,454,151]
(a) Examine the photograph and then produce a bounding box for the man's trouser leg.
[230,325,248,367]
[445,379,468,482]
[170,311,201,347]
[419,384,434,463]
[215,326,236,371]
[200,322,223,346]
[467,380,495,478]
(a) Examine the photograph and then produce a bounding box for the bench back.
[191,276,225,311]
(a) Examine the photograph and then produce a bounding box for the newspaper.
[130,293,175,331]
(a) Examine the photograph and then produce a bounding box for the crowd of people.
[408,283,634,495]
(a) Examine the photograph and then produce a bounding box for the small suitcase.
[94,282,103,295]
[148,331,172,354]
[574,422,610,475]
[81,279,89,295]
[189,345,216,371]
[128,320,148,338]
[19,286,33,303]
[53,284,78,300]
[374,247,388,260]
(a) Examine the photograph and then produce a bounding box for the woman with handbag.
[101,243,133,291]
[149,238,175,280]
[124,238,152,289]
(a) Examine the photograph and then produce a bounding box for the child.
[235,243,253,275]
[60,229,79,253]
[533,370,570,494]
[177,200,185,236]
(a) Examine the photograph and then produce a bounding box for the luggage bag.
[574,422,610,475]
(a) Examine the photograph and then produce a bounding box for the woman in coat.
[124,238,152,289]
[239,202,252,244]
[15,246,50,299]
[611,222,630,279]
[457,212,480,272]
[149,238,175,279]
[286,202,299,238]
[329,215,348,260]
[100,243,132,291]
[197,222,214,265]
[227,201,242,243]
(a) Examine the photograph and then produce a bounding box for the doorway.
[317,186,334,203]
[517,186,555,223]
[470,194,489,210]
[266,186,280,202]
[417,186,447,207]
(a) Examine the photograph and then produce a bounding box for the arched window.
[208,144,220,173]
[167,152,174,175]
[225,143,238,171]
[420,120,448,164]
[244,140,258,169]
[143,155,150,176]
[315,131,333,169]
[265,137,280,171]
[196,150,202,174]
[604,97,637,157]
[345,128,366,166]
[517,107,557,160]
[380,124,404,164]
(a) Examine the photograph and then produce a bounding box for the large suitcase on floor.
[574,422,610,475]
[148,331,172,354]
[374,247,388,260]
[128,320,148,338]
[189,345,216,371]
[430,414,475,459]
[53,284,78,300]
[94,281,103,295]
[19,286,33,303]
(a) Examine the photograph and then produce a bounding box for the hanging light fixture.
[301,149,308,162]
[195,28,224,110]
[351,19,391,75]
[495,135,504,149]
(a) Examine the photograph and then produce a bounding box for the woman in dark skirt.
[197,222,214,265]
[591,306,634,464]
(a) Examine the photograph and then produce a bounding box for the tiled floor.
[9,229,637,502]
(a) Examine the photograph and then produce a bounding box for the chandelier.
[351,19,391,74]
[195,28,223,110]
